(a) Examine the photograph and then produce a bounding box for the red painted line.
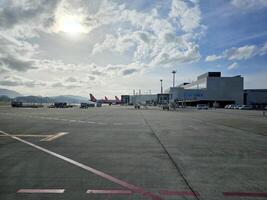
[223,192,267,197]
[17,189,64,193]
[86,189,132,194]
[160,190,199,196]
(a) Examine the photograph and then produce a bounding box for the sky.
[0,0,267,98]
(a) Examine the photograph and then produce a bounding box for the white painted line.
[0,134,52,138]
[87,121,97,124]
[97,122,106,125]
[41,132,69,142]
[0,130,162,200]
[17,189,65,193]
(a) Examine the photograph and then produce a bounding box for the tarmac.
[0,105,267,200]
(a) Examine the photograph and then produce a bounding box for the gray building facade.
[169,72,244,107]
[244,89,267,107]
[129,94,157,105]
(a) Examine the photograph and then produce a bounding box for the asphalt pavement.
[0,106,266,200]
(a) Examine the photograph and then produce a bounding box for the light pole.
[160,79,163,94]
[172,70,176,87]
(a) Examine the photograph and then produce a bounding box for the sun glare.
[59,15,85,36]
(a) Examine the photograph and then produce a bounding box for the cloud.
[259,41,267,55]
[91,70,105,76]
[231,0,267,9]
[227,62,238,70]
[0,0,61,37]
[0,75,45,87]
[0,80,21,87]
[51,82,64,88]
[0,0,206,96]
[169,0,202,32]
[0,67,9,74]
[225,45,257,60]
[205,43,264,62]
[0,32,38,71]
[65,77,78,82]
[0,54,36,72]
[0,0,205,76]
[121,68,138,76]
[90,0,203,67]
[151,43,201,65]
[51,82,80,89]
[205,55,223,62]
[92,34,135,55]
[88,76,95,81]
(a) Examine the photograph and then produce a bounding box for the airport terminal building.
[121,94,157,105]
[121,72,267,108]
[244,89,267,108]
[169,72,244,107]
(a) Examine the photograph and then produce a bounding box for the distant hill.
[0,88,21,98]
[0,95,12,102]
[14,95,89,104]
[0,88,89,103]
[52,95,88,103]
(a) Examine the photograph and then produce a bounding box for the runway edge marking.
[0,130,163,200]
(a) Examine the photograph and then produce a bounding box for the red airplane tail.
[89,94,97,102]
[115,96,120,101]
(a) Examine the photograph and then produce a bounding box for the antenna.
[172,70,176,87]
[160,79,163,94]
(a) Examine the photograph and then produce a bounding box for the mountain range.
[0,88,21,98]
[0,88,89,103]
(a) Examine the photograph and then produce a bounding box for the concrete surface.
[0,106,266,200]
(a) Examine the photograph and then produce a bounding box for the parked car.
[239,105,253,110]
[196,104,208,110]
[225,105,231,109]
[233,105,242,109]
[228,104,236,109]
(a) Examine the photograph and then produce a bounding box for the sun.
[58,15,85,36]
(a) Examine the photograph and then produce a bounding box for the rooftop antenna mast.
[172,70,176,87]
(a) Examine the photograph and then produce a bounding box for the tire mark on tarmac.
[0,113,128,126]
[0,130,163,200]
[139,112,201,200]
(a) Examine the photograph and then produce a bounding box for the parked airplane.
[90,94,121,105]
